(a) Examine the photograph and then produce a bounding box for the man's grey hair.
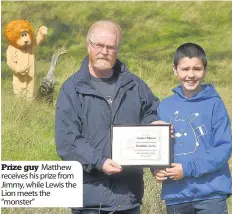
[86,20,121,46]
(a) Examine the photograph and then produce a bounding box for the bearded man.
[55,20,160,214]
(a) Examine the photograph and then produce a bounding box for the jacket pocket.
[83,179,114,208]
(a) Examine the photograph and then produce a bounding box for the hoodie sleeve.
[139,81,160,124]
[55,85,106,173]
[182,100,232,178]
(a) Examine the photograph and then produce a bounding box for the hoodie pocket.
[187,181,215,197]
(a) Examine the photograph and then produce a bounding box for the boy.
[153,43,232,214]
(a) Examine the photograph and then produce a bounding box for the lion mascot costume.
[4,20,48,100]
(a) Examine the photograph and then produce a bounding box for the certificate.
[111,124,171,167]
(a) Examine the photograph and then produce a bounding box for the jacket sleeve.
[55,85,107,172]
[182,101,232,178]
[139,82,160,124]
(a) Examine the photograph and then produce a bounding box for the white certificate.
[111,124,171,166]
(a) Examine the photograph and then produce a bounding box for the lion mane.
[4,20,35,49]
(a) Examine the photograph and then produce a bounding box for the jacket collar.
[75,56,133,91]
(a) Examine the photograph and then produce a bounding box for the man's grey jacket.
[55,56,160,211]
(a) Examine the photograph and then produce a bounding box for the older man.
[55,20,160,214]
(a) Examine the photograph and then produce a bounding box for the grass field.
[1,2,232,214]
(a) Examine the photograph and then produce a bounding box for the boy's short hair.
[174,43,207,69]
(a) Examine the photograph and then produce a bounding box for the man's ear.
[173,64,177,76]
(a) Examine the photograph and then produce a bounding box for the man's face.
[88,28,118,72]
[173,57,206,97]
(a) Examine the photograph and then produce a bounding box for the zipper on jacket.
[109,78,135,158]
[78,78,135,160]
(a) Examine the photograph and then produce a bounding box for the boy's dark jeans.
[166,198,228,214]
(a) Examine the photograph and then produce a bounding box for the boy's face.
[173,57,206,98]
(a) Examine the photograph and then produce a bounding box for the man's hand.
[151,120,174,138]
[166,163,184,180]
[102,158,122,175]
[152,168,168,183]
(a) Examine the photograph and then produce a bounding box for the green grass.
[1,2,232,214]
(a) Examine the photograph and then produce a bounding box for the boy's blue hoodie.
[158,84,232,205]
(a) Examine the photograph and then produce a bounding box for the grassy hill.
[1,2,232,214]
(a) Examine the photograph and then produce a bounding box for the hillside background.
[1,1,232,214]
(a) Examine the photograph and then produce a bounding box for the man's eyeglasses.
[89,40,118,52]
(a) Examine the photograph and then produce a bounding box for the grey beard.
[93,61,113,71]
